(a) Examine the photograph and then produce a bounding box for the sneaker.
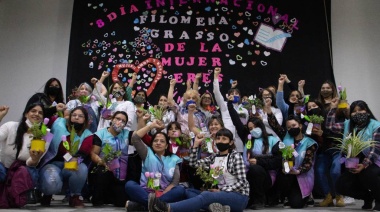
[148,192,169,212]
[305,196,315,207]
[126,200,148,211]
[40,195,52,206]
[208,203,231,212]
[69,195,84,208]
[319,193,334,207]
[343,196,355,205]
[335,195,345,207]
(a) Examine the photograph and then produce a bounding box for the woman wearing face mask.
[168,79,206,134]
[65,79,106,133]
[147,128,249,212]
[228,99,281,209]
[326,99,380,210]
[90,111,132,207]
[38,106,93,208]
[317,81,338,112]
[0,103,52,208]
[278,115,318,209]
[97,71,137,130]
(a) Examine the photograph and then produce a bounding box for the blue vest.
[343,119,380,166]
[140,148,182,191]
[283,133,317,198]
[243,136,278,165]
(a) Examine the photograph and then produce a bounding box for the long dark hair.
[43,78,65,103]
[14,103,45,158]
[349,100,377,133]
[66,106,89,134]
[166,121,181,135]
[133,90,148,110]
[149,132,173,156]
[258,88,277,108]
[247,117,270,154]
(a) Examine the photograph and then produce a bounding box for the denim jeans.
[125,180,186,207]
[39,161,88,195]
[169,190,249,212]
[315,149,341,196]
[0,162,6,182]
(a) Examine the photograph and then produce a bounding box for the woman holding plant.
[277,115,318,209]
[147,128,249,212]
[124,118,185,211]
[148,94,176,135]
[38,106,93,208]
[90,111,132,207]
[326,99,380,210]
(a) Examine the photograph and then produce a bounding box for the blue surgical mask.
[250,128,262,138]
[232,96,240,104]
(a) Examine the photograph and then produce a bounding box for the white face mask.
[250,128,263,138]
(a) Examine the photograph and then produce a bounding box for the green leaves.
[331,130,378,158]
[68,125,80,155]
[309,115,325,124]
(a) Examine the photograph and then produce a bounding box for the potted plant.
[337,85,349,109]
[94,143,122,173]
[305,114,325,135]
[29,118,51,152]
[62,126,80,171]
[145,172,162,197]
[100,94,114,119]
[196,164,223,190]
[331,130,378,168]
[279,142,298,173]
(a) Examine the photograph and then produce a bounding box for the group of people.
[0,67,379,212]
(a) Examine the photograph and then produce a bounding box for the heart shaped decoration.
[111,58,163,96]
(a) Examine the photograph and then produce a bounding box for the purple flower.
[144,172,150,178]
[43,118,49,125]
[337,85,343,92]
[61,135,67,141]
[150,172,155,178]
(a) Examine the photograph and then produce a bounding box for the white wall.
[331,0,380,118]
[0,0,73,122]
[0,0,379,122]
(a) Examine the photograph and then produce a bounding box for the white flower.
[155,172,162,178]
[248,95,254,100]
[279,142,285,149]
[189,132,195,139]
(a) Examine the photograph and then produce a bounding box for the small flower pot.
[107,158,120,171]
[313,123,321,130]
[30,139,46,152]
[64,158,78,171]
[338,100,349,109]
[288,160,294,168]
[345,157,359,169]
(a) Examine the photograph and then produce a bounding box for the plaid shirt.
[326,109,380,166]
[189,147,249,196]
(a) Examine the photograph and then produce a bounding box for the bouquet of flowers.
[243,95,264,116]
[196,164,223,190]
[174,132,192,148]
[278,142,298,173]
[331,130,378,168]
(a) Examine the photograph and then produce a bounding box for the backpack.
[0,160,33,208]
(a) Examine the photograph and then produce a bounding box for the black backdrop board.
[67,0,333,105]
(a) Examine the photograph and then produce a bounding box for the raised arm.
[187,103,201,135]
[0,106,9,123]
[193,73,202,90]
[167,79,176,106]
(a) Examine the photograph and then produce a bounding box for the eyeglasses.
[114,117,126,124]
[72,113,85,119]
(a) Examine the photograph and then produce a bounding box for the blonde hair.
[182,89,200,106]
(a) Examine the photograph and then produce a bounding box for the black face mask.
[47,86,60,96]
[308,108,322,116]
[134,96,146,104]
[72,122,84,131]
[216,143,231,152]
[351,113,370,126]
[288,127,301,137]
